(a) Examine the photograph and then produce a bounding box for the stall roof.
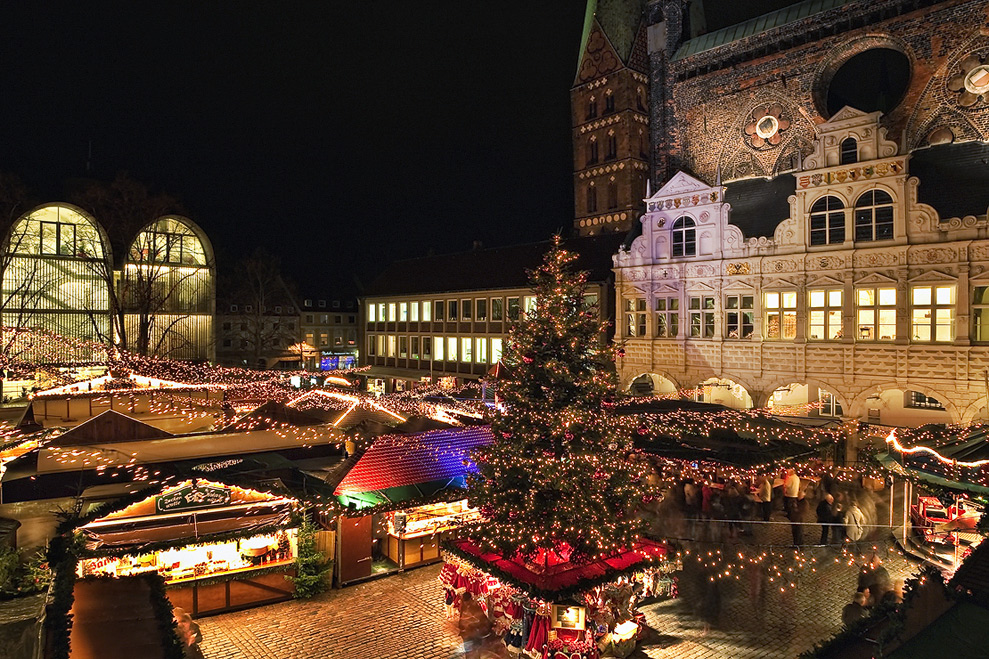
[330,425,494,510]
[618,400,825,467]
[222,400,327,431]
[51,410,173,446]
[877,425,989,495]
[445,537,668,602]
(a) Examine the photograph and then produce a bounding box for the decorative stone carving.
[947,52,989,108]
[743,103,791,150]
[726,262,750,275]
[911,247,957,264]
[854,252,899,268]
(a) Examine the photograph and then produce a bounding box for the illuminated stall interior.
[329,424,493,584]
[76,479,299,616]
[878,429,987,570]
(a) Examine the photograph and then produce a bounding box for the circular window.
[756,115,779,139]
[825,48,910,116]
[965,65,989,94]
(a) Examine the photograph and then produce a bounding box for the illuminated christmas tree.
[468,236,644,563]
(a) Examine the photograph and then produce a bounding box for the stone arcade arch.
[766,381,847,419]
[850,384,958,427]
[692,377,753,410]
[627,372,678,396]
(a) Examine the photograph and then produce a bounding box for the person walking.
[783,468,803,545]
[845,500,866,554]
[756,475,773,522]
[816,493,835,545]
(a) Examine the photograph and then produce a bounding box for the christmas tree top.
[467,236,644,564]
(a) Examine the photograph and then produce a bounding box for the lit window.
[387,335,396,357]
[507,297,521,320]
[524,296,536,314]
[399,303,408,321]
[912,285,955,342]
[377,303,385,321]
[377,335,385,355]
[689,296,715,338]
[856,288,896,340]
[764,291,797,340]
[854,190,894,242]
[624,298,646,337]
[461,337,472,362]
[491,298,503,321]
[475,337,487,363]
[40,221,76,256]
[974,287,989,342]
[491,338,503,363]
[809,289,843,340]
[655,296,679,338]
[367,336,376,356]
[819,389,843,417]
[387,303,396,322]
[724,294,754,339]
[433,336,444,360]
[905,390,944,410]
[809,196,845,246]
[447,337,457,360]
[671,217,696,257]
[422,301,432,322]
[409,302,419,322]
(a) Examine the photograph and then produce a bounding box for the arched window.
[606,132,617,160]
[809,196,845,246]
[587,137,598,166]
[586,96,597,120]
[671,217,696,257]
[840,137,858,165]
[604,89,615,114]
[854,189,894,241]
[607,180,618,209]
[586,183,597,213]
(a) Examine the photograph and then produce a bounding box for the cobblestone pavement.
[199,565,503,659]
[201,506,921,658]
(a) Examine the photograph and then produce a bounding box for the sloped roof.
[222,400,326,431]
[949,538,989,603]
[578,0,646,68]
[911,141,989,221]
[724,175,794,239]
[53,410,173,446]
[332,425,494,497]
[363,234,624,297]
[675,0,853,60]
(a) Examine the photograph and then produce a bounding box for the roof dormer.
[802,106,899,170]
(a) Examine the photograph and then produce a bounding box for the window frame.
[654,296,679,338]
[809,195,845,246]
[911,285,955,343]
[856,287,897,341]
[854,189,894,242]
[724,294,754,340]
[671,217,696,258]
[808,289,843,341]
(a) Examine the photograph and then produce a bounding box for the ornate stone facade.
[614,106,989,426]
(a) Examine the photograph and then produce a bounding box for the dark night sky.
[0,1,801,295]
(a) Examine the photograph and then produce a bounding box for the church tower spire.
[571,0,651,236]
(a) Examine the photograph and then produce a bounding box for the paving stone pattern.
[201,512,919,659]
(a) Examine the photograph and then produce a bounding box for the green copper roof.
[577,0,646,69]
[674,0,854,60]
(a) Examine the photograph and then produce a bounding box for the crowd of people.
[669,467,877,549]
[840,553,904,627]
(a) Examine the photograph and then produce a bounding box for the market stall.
[440,538,679,658]
[76,479,300,616]
[877,428,987,569]
[328,425,493,584]
[385,500,481,569]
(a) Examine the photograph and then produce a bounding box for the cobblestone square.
[200,529,919,659]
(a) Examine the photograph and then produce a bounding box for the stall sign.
[156,484,231,513]
[551,604,586,630]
